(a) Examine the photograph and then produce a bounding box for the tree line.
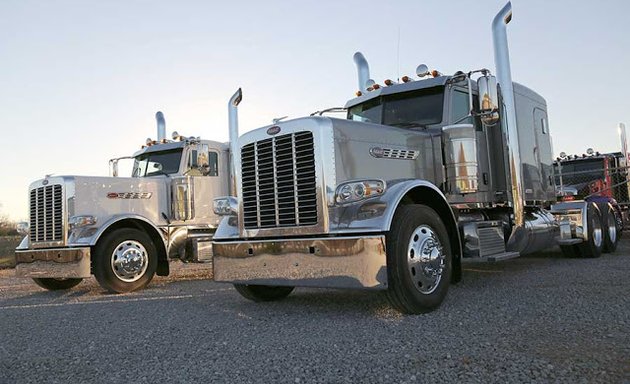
[0,215,18,236]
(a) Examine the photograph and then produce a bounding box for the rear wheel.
[599,203,619,253]
[577,203,604,258]
[233,284,294,302]
[385,204,452,314]
[93,228,157,293]
[559,204,604,259]
[32,278,83,291]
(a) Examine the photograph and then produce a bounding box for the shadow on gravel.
[224,288,400,319]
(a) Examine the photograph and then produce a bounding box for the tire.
[93,228,158,293]
[599,204,619,253]
[32,278,83,291]
[614,208,623,239]
[577,203,604,258]
[385,204,452,314]
[233,284,294,302]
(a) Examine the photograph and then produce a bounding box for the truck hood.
[30,175,168,227]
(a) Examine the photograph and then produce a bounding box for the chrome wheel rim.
[591,215,603,249]
[607,212,617,244]
[407,225,445,295]
[111,240,149,283]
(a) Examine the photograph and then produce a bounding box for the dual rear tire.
[560,203,618,258]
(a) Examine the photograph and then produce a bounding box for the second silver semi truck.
[211,2,618,313]
[15,112,230,293]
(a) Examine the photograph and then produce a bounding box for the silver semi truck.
[14,112,230,293]
[211,2,618,314]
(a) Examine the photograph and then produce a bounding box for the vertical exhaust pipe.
[228,88,243,196]
[619,123,628,163]
[492,2,526,251]
[156,111,166,141]
[353,52,371,92]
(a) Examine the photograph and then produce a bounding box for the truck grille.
[241,131,318,229]
[29,184,64,243]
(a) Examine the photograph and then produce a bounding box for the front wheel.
[93,228,158,293]
[33,278,83,291]
[233,284,294,302]
[385,204,452,314]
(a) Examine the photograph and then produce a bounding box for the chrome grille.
[241,131,318,229]
[29,184,64,243]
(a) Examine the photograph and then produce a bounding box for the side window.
[187,147,218,176]
[451,90,471,124]
[541,117,548,134]
[208,151,218,176]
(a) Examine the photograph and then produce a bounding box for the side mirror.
[477,75,499,125]
[110,159,119,177]
[197,144,210,169]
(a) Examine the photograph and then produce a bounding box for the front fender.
[330,179,451,233]
[68,214,167,247]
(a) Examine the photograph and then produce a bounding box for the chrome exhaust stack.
[228,88,243,196]
[492,2,527,252]
[156,111,166,141]
[619,123,628,164]
[353,52,371,92]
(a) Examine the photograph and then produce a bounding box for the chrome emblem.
[370,147,419,160]
[107,192,152,199]
[267,126,281,135]
[42,179,49,185]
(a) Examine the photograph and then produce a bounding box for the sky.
[1,0,629,221]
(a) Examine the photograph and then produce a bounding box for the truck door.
[185,144,227,228]
[533,108,554,200]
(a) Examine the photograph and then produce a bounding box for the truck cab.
[15,113,230,293]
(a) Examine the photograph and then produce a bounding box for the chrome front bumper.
[213,235,388,289]
[15,247,91,278]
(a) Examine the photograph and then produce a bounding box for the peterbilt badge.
[267,126,281,135]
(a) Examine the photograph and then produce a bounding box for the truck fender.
[91,215,170,276]
[381,180,462,283]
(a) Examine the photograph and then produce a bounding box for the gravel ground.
[0,244,628,383]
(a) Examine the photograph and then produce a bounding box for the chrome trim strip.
[272,138,280,226]
[291,134,300,226]
[254,142,261,228]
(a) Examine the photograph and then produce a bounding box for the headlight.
[335,179,385,205]
[213,197,238,216]
[16,222,29,236]
[69,215,97,229]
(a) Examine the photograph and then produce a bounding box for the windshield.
[554,159,605,186]
[348,86,444,128]
[132,149,183,177]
